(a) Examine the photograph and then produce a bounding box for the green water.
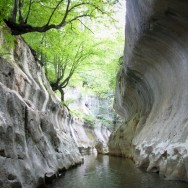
[48,153,188,188]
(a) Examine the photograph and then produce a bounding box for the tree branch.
[18,0,24,23]
[9,0,18,22]
[90,5,106,15]
[40,33,46,44]
[77,19,94,33]
[46,0,64,26]
[68,2,90,12]
[4,19,67,35]
[5,0,107,35]
[67,14,91,24]
[70,22,78,34]
[60,57,69,79]
[55,56,69,83]
[60,63,76,88]
[24,0,32,24]
[60,0,71,26]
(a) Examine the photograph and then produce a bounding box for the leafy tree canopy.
[0,0,125,129]
[1,0,115,35]
[21,0,125,100]
[0,0,125,103]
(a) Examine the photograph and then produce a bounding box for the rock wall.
[109,0,188,181]
[0,30,111,187]
[0,33,83,188]
[65,87,118,127]
[70,117,110,153]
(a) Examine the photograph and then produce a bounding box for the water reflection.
[48,153,188,188]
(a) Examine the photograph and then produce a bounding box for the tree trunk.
[50,82,58,91]
[59,88,65,101]
[9,0,19,23]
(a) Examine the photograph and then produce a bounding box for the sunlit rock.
[0,30,112,187]
[0,34,82,188]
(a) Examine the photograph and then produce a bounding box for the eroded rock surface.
[95,140,109,154]
[64,87,112,153]
[109,0,188,181]
[70,116,110,154]
[0,35,82,188]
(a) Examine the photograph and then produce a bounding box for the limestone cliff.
[70,117,110,153]
[109,0,188,181]
[0,28,111,187]
[65,87,111,153]
[0,32,83,188]
[65,87,119,130]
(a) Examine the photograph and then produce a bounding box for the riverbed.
[48,153,188,188]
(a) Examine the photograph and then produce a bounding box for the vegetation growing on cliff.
[0,0,124,128]
[0,27,15,57]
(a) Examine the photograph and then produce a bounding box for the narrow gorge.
[0,0,188,187]
[0,35,110,187]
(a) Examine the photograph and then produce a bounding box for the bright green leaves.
[0,27,15,59]
[0,0,12,25]
[22,0,125,100]
[3,0,115,35]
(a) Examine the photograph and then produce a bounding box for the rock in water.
[109,0,188,182]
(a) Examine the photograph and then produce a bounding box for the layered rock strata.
[109,0,188,181]
[0,34,83,188]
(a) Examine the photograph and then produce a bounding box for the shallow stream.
[48,153,188,188]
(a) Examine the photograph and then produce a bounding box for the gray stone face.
[109,0,188,181]
[0,32,111,187]
[63,87,111,151]
[95,140,109,155]
[70,117,110,150]
[65,87,119,129]
[0,36,82,188]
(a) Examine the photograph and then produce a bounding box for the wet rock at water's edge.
[95,140,109,155]
[109,0,188,182]
[0,33,82,188]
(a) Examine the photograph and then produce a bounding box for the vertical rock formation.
[0,34,82,188]
[69,116,110,153]
[109,0,188,181]
[64,87,112,152]
[0,30,111,187]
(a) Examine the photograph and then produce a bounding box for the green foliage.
[21,0,124,99]
[23,21,124,98]
[76,36,124,97]
[0,0,11,25]
[64,98,75,106]
[3,0,116,35]
[83,114,96,127]
[1,0,124,119]
[0,26,15,59]
[24,0,114,26]
[71,109,96,127]
[97,116,113,129]
[0,0,125,130]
